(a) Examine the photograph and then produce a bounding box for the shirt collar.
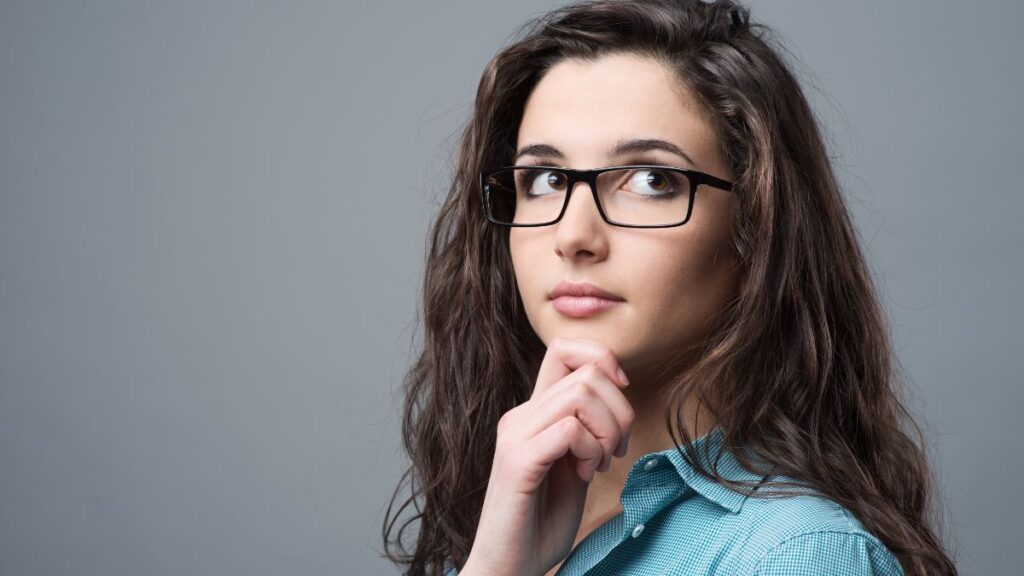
[649,425,769,514]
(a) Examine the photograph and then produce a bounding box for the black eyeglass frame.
[479,164,735,228]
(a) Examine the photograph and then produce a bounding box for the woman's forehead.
[517,54,717,165]
[517,55,719,171]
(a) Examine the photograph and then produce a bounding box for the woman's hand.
[461,337,635,576]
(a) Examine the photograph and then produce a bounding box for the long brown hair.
[381,1,958,574]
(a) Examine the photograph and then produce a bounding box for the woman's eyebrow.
[513,138,696,165]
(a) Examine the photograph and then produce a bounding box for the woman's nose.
[559,180,604,225]
[553,180,609,259]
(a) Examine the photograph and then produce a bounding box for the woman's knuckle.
[570,380,592,398]
[558,417,579,436]
[624,406,636,425]
[497,408,519,432]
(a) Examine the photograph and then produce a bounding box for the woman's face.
[509,52,740,381]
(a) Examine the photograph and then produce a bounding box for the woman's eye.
[626,169,678,197]
[521,170,567,196]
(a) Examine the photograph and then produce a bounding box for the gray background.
[0,1,1019,574]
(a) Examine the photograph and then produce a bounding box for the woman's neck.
[587,371,716,495]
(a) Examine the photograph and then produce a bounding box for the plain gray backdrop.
[1,1,1020,574]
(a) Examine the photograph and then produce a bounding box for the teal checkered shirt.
[446,426,904,575]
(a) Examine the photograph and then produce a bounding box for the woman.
[382,1,958,574]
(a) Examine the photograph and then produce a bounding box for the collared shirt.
[445,426,904,575]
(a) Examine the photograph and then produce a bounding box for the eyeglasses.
[480,164,735,228]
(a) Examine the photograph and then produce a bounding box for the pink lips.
[549,281,624,318]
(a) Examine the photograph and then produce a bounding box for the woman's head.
[510,52,742,387]
[460,0,833,403]
[384,2,956,574]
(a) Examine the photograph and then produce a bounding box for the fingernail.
[617,367,629,386]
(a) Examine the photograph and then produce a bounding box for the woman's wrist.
[459,553,523,576]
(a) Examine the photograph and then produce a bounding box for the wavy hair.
[381,1,958,574]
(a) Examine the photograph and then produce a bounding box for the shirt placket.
[617,453,687,544]
[557,452,689,576]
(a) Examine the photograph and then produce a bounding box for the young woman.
[382,1,957,574]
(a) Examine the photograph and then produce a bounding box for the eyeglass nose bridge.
[552,168,610,225]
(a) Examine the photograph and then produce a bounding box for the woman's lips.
[551,295,623,317]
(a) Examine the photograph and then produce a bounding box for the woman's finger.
[530,416,605,482]
[531,362,636,458]
[532,338,629,400]
[522,367,624,471]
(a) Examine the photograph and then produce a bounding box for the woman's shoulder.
[726,475,905,575]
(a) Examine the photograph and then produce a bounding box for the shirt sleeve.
[752,531,904,576]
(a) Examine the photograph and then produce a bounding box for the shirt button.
[631,523,645,538]
[643,458,660,471]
